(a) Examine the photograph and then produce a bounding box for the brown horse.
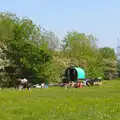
[14,78,30,91]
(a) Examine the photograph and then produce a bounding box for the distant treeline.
[0,12,119,87]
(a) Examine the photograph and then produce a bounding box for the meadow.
[0,80,120,120]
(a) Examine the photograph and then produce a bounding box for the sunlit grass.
[0,80,120,120]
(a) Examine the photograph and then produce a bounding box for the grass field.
[0,80,120,120]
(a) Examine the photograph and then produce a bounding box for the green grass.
[0,80,120,120]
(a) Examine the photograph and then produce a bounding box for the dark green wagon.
[64,66,85,82]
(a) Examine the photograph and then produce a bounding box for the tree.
[61,31,103,78]
[99,47,116,60]
[0,42,10,87]
[0,11,118,87]
[43,31,60,50]
[0,12,52,85]
[99,47,117,79]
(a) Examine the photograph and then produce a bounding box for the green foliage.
[43,30,60,50]
[99,47,117,79]
[62,31,104,78]
[0,42,10,70]
[99,47,116,60]
[0,12,52,85]
[0,42,10,87]
[0,11,118,87]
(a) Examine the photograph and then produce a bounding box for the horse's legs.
[18,84,23,91]
[22,83,28,90]
[23,83,27,90]
[27,84,30,90]
[14,84,18,90]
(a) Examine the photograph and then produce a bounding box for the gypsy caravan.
[62,66,85,83]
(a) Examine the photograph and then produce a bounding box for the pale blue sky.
[0,0,120,51]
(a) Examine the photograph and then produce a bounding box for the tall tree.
[42,30,60,50]
[61,31,103,78]
[99,47,117,79]
[0,42,10,87]
[0,12,52,84]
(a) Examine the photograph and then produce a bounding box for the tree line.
[0,12,119,87]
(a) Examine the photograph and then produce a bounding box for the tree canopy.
[0,12,118,87]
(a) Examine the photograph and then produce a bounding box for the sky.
[0,0,120,51]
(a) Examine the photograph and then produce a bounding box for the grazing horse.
[14,78,30,91]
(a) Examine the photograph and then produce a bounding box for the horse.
[14,78,30,91]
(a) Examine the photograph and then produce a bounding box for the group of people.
[14,77,102,90]
[65,81,83,89]
[33,83,48,88]
[65,77,102,89]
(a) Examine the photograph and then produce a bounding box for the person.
[77,81,83,88]
[86,78,91,86]
[71,81,76,87]
[45,84,49,88]
[65,81,72,89]
[41,83,45,88]
[83,80,86,86]
[77,81,81,88]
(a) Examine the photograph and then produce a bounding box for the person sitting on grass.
[65,81,76,89]
[77,81,81,88]
[77,80,83,88]
[65,81,72,89]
